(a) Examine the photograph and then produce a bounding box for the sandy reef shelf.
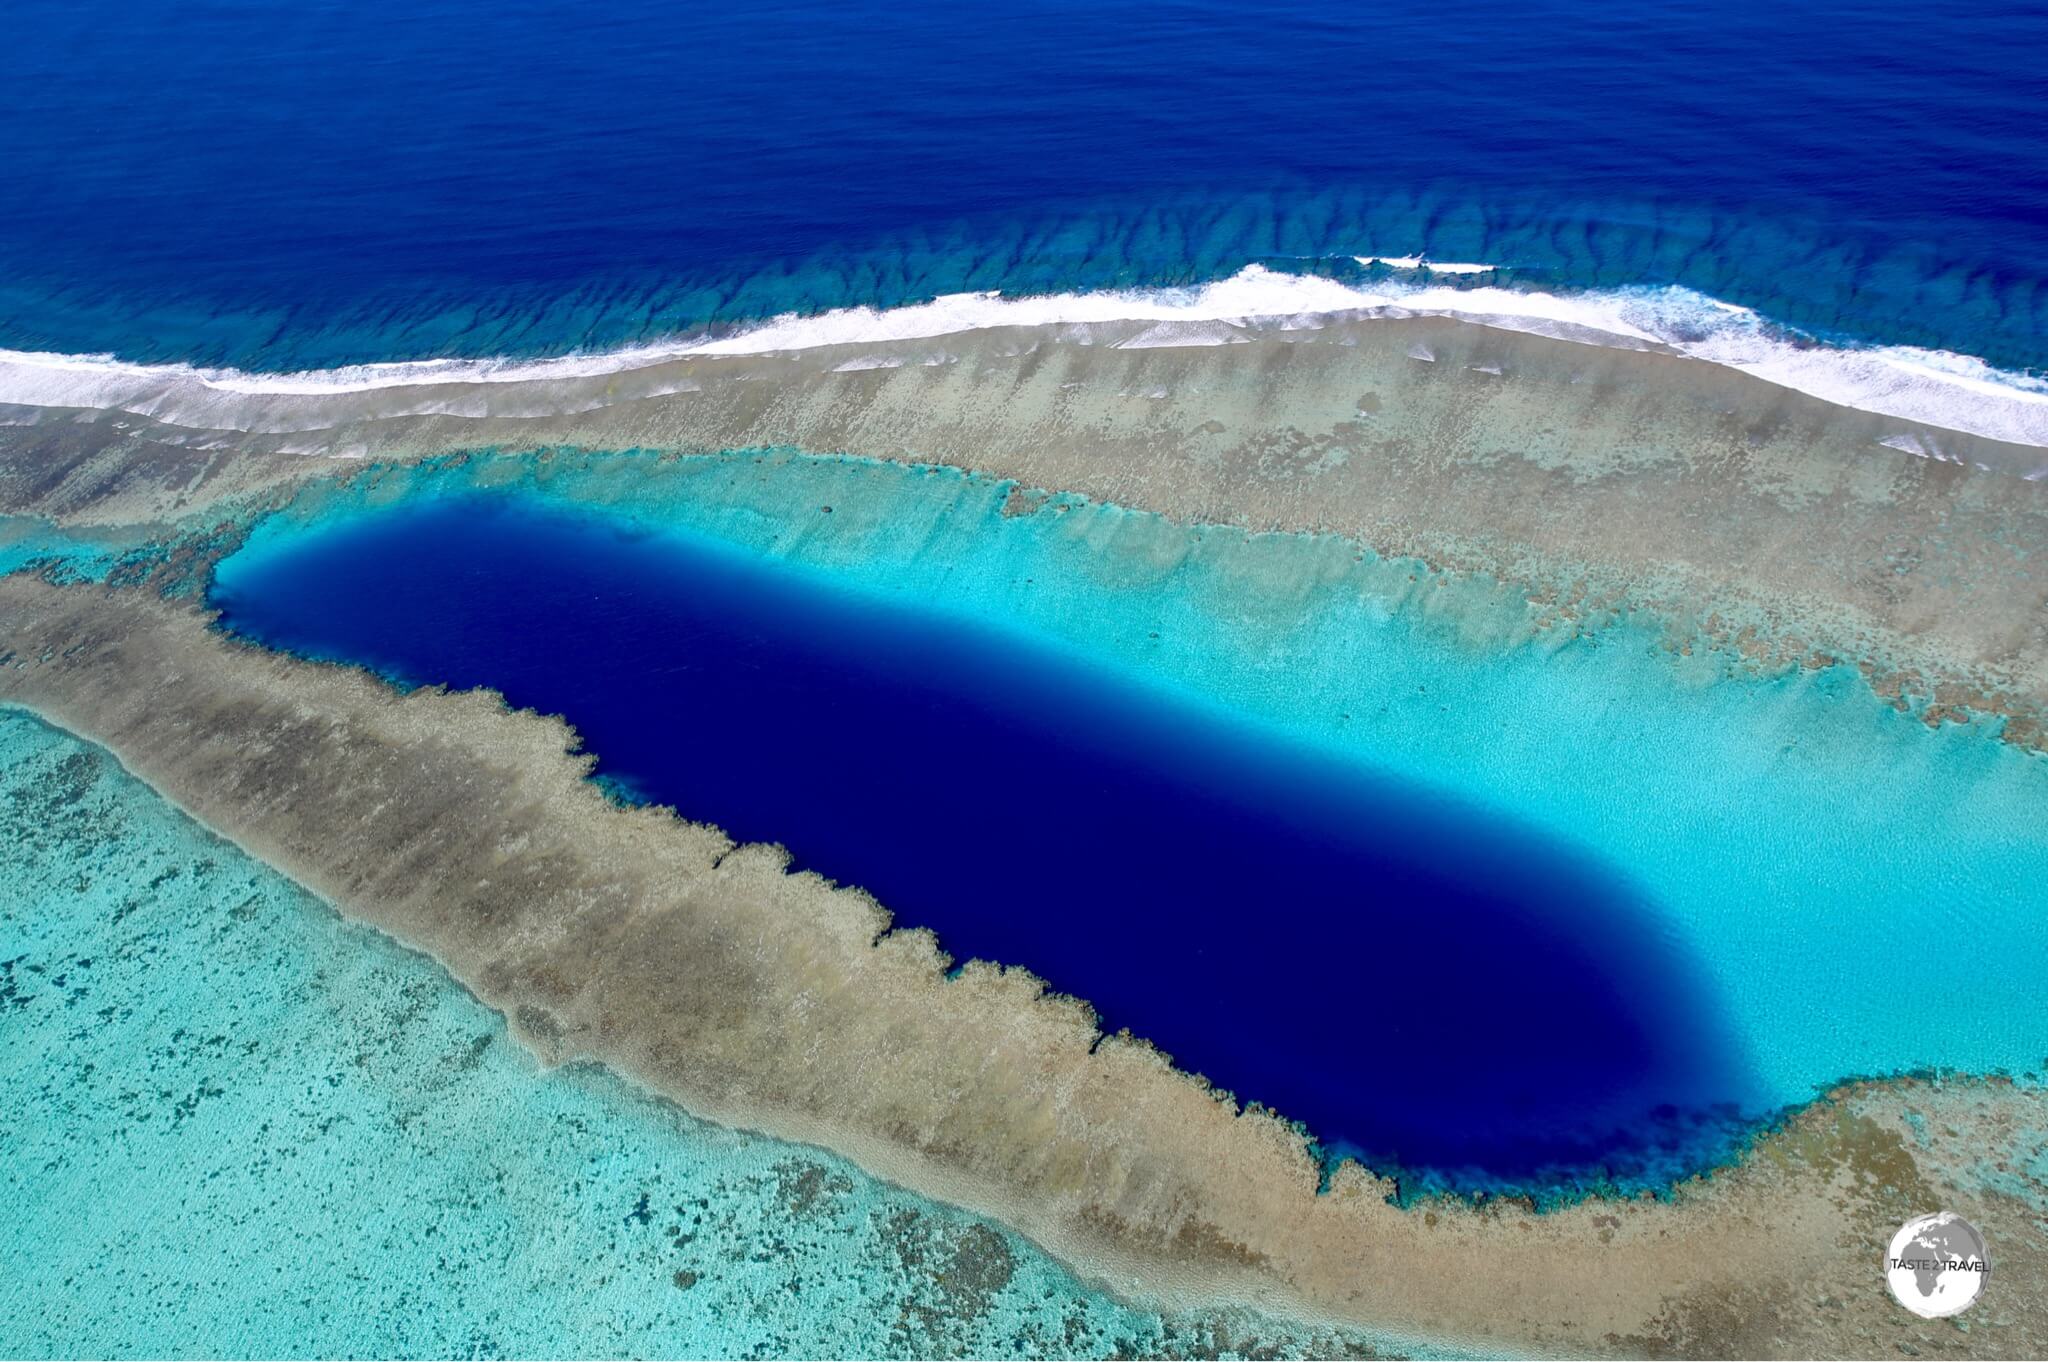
[3,313,2046,747]
[1,577,2044,1357]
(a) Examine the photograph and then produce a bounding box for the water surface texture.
[6,0,2045,367]
[0,708,1422,1358]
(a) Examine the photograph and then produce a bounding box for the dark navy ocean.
[6,0,2047,371]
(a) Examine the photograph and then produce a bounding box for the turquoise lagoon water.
[0,519,140,584]
[0,708,1419,1359]
[213,454,2048,1156]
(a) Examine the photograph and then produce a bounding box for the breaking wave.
[3,266,2044,449]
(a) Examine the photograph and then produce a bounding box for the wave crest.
[2,266,2044,449]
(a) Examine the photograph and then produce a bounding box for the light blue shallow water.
[0,707,1429,1359]
[0,519,134,583]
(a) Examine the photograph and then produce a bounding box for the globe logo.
[1885,1212,1989,1318]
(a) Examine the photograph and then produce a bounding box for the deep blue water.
[7,0,2047,369]
[210,494,1760,1195]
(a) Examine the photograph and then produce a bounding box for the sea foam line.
[0,266,2044,448]
[1354,255,1500,275]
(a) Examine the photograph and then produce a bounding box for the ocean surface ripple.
[6,0,2046,372]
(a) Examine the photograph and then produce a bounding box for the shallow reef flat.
[0,707,1410,1360]
[1,313,2046,1355]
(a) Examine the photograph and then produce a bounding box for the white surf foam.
[0,265,2044,449]
[1355,255,1499,275]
